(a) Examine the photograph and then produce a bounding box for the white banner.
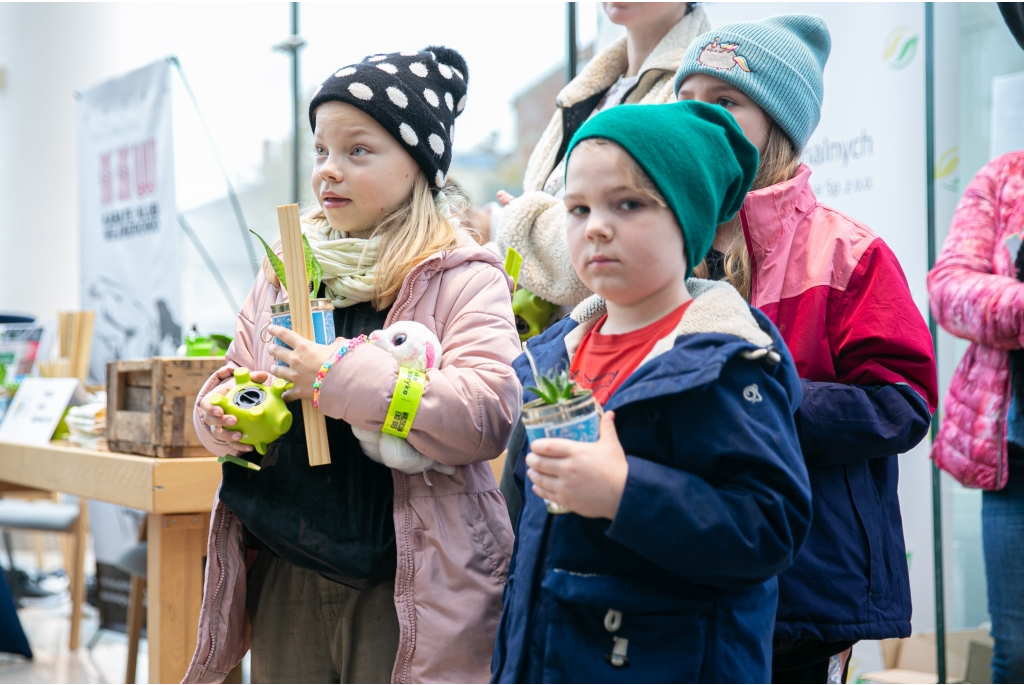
[78,59,182,384]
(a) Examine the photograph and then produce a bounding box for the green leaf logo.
[935,146,960,192]
[883,26,919,70]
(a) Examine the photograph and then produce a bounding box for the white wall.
[0,3,577,328]
[0,2,292,322]
[0,4,110,319]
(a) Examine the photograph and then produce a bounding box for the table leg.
[68,501,88,650]
[148,512,209,684]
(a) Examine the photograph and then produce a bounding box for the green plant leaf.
[250,230,287,290]
[525,385,554,404]
[302,234,323,298]
[527,368,579,405]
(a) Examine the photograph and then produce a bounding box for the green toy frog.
[208,368,293,455]
[513,288,559,342]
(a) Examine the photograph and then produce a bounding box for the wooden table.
[0,440,222,683]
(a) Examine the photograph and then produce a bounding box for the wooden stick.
[59,312,71,359]
[76,311,95,384]
[277,204,332,467]
[71,312,82,381]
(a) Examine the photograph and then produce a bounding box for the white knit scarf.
[302,193,457,308]
[305,222,379,309]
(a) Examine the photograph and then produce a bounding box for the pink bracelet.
[312,335,368,409]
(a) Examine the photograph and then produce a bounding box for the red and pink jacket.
[929,151,1024,490]
[745,165,936,403]
[743,164,937,641]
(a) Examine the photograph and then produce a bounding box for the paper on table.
[0,377,85,446]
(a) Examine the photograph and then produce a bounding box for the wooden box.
[106,357,224,458]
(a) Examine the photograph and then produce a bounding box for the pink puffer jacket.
[928,151,1024,490]
[182,236,522,683]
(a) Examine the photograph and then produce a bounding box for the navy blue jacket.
[774,381,931,642]
[493,288,813,683]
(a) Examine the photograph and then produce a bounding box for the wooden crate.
[106,357,224,458]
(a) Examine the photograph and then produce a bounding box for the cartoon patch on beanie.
[697,38,751,73]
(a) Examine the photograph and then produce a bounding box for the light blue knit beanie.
[673,15,831,152]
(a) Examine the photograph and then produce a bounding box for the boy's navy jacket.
[492,280,813,683]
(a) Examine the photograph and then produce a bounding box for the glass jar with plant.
[252,230,336,357]
[521,351,602,514]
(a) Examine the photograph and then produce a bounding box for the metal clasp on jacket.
[741,345,782,368]
[603,609,629,668]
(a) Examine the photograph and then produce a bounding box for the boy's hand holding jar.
[526,410,628,519]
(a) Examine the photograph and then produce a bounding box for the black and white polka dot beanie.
[309,46,468,190]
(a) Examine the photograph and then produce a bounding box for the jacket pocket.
[539,569,706,683]
[845,462,890,608]
[465,491,514,585]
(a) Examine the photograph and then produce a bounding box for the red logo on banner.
[99,139,157,206]
[100,153,112,205]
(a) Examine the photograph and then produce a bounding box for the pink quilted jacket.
[928,151,1024,490]
[183,236,522,683]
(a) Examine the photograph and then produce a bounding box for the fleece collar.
[555,6,710,108]
[564,278,772,364]
[521,279,783,412]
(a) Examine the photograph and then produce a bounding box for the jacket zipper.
[739,208,758,305]
[385,260,437,328]
[998,373,1012,487]
[202,507,230,670]
[394,471,415,683]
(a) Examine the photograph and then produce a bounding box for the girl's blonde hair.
[692,122,801,300]
[573,137,668,208]
[264,172,465,310]
[362,173,464,309]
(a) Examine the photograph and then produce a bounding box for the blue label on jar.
[525,410,601,445]
[311,309,336,346]
[271,308,336,366]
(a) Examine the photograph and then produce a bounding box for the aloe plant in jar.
[521,365,601,515]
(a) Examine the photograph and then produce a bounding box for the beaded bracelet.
[312,335,368,409]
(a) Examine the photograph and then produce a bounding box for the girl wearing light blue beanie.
[674,15,938,684]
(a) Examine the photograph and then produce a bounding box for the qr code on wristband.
[389,411,410,433]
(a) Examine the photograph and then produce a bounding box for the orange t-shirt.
[569,300,693,406]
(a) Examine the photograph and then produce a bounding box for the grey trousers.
[246,552,400,684]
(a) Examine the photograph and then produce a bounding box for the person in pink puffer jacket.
[184,46,522,684]
[928,150,1024,682]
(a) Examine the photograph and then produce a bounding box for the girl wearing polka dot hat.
[675,16,937,682]
[187,46,522,684]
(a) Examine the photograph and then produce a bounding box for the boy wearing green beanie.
[492,100,812,683]
[676,16,938,684]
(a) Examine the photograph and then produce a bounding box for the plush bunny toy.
[351,321,456,478]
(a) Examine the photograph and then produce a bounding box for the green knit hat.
[564,100,759,278]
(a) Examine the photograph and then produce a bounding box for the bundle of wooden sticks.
[278,204,332,467]
[56,311,96,383]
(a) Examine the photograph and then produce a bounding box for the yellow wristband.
[382,367,426,439]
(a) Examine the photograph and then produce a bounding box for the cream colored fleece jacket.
[495,7,711,306]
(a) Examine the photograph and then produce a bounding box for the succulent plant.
[525,368,581,405]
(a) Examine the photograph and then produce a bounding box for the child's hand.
[266,325,340,402]
[526,411,628,519]
[199,367,270,452]
[496,190,515,207]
